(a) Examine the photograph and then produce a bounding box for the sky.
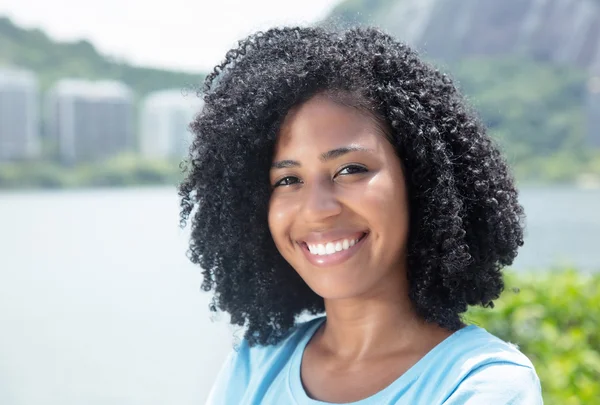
[0,0,343,73]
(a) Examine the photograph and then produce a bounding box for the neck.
[318,269,427,362]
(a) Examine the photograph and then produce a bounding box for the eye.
[273,176,301,188]
[336,164,368,177]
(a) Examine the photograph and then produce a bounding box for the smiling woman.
[269,96,411,301]
[179,27,543,404]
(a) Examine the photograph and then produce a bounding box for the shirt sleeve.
[442,363,544,405]
[204,350,235,405]
[204,342,251,405]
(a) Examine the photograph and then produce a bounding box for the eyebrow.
[271,146,373,169]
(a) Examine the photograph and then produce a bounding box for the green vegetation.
[321,1,600,185]
[451,57,586,158]
[466,270,600,405]
[1,15,600,187]
[0,155,184,189]
[0,16,204,97]
[0,16,202,190]
[447,56,600,183]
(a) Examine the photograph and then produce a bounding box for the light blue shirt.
[206,317,543,404]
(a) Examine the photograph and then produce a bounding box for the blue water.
[0,186,597,404]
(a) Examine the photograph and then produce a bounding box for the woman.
[179,26,543,404]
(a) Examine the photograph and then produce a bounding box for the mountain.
[325,0,600,73]
[0,16,204,97]
[0,13,598,182]
[322,0,600,181]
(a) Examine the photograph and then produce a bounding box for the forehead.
[274,96,386,156]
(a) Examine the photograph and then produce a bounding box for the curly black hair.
[179,26,525,347]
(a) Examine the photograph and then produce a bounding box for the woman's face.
[268,95,410,300]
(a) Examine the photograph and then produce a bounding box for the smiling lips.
[298,232,368,266]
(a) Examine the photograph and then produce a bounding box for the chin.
[301,270,375,301]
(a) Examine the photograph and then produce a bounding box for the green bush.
[465,269,600,405]
[0,156,184,189]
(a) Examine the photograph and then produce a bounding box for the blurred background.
[0,0,598,404]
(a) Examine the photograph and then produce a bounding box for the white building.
[46,79,134,163]
[0,68,40,161]
[139,89,202,159]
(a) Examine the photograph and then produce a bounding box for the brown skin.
[268,95,454,403]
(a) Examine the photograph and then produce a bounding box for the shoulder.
[233,316,324,371]
[206,316,324,404]
[441,362,543,404]
[437,325,543,404]
[447,324,537,369]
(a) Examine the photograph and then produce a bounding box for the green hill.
[322,0,600,183]
[0,16,204,96]
[0,14,599,186]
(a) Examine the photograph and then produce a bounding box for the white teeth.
[325,243,336,254]
[306,236,363,256]
[317,244,326,255]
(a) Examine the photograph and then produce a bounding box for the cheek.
[361,172,410,239]
[268,196,297,247]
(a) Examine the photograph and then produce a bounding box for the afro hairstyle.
[179,26,525,346]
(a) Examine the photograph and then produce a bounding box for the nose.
[301,177,342,223]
